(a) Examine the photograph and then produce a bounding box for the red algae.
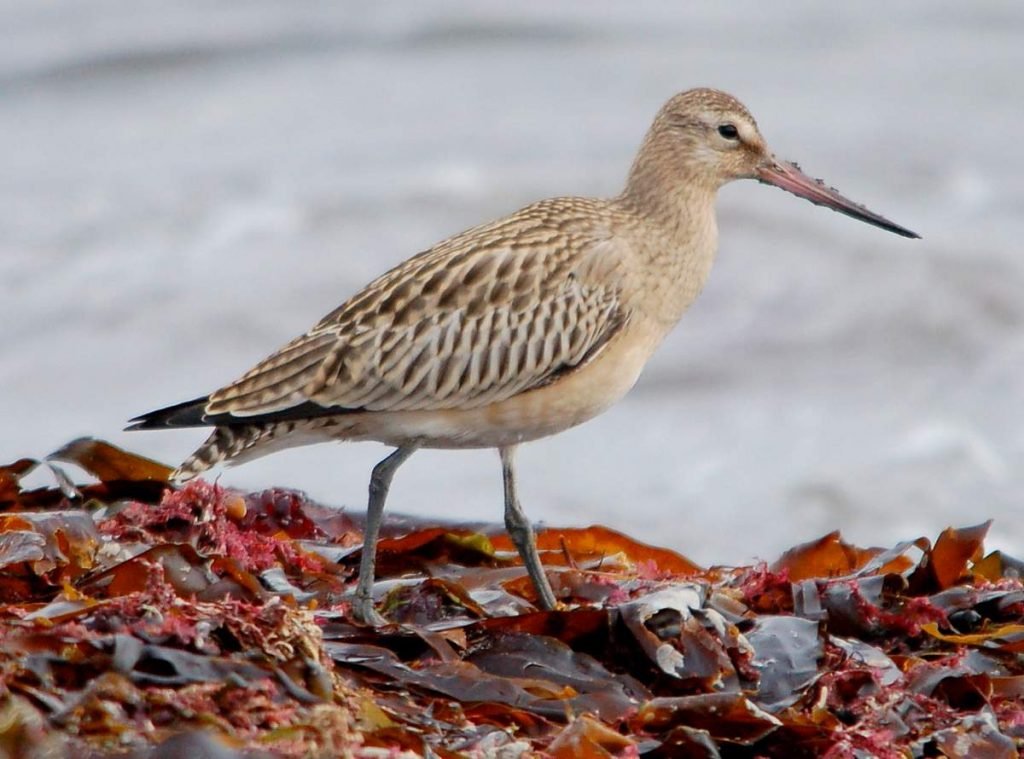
[99,481,326,575]
[847,580,949,636]
[3,439,1024,757]
[736,562,793,613]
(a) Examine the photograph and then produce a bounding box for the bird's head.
[632,88,919,238]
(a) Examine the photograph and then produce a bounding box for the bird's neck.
[617,130,720,239]
[613,139,721,325]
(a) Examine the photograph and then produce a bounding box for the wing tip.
[126,396,211,431]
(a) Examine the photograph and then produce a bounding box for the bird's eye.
[718,124,739,140]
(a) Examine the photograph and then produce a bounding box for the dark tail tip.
[126,396,211,431]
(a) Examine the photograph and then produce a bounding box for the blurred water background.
[2,1,1023,565]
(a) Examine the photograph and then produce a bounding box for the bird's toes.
[351,597,388,627]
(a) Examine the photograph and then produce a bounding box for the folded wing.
[204,212,627,421]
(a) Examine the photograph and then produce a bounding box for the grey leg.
[499,445,557,610]
[353,444,418,625]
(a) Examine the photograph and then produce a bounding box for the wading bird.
[130,88,918,625]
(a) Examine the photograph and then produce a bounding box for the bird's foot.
[352,594,387,627]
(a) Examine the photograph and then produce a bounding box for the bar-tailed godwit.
[130,88,919,624]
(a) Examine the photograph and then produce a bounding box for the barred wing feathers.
[204,201,628,421]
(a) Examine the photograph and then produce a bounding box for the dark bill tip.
[757,160,920,240]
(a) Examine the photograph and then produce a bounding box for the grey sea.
[2,1,1022,565]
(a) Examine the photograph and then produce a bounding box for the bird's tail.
[172,424,274,483]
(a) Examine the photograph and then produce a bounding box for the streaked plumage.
[131,88,918,623]
[210,199,626,418]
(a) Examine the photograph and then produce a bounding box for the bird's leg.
[499,445,557,610]
[353,444,418,625]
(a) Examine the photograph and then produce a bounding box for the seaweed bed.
[1,440,1023,758]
